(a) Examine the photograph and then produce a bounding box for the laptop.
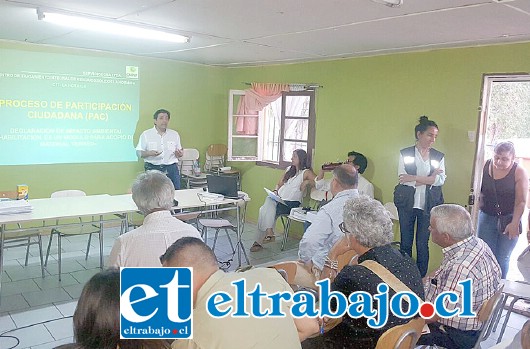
[206,175,239,199]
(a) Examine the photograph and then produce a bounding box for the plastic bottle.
[193,160,201,176]
[468,189,475,206]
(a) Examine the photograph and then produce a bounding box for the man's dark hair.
[153,109,171,120]
[160,237,216,265]
[347,151,368,174]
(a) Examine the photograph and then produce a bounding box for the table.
[112,189,250,267]
[493,279,530,343]
[0,194,135,299]
[175,189,250,267]
[0,190,251,299]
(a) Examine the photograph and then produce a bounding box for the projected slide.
[0,49,140,165]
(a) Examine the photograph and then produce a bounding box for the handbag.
[489,162,521,234]
[393,184,415,209]
[425,185,444,214]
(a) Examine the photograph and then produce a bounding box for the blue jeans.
[416,322,480,349]
[397,207,430,277]
[477,210,518,278]
[144,163,181,190]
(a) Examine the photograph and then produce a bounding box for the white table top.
[0,190,244,225]
[0,194,123,224]
[174,188,241,209]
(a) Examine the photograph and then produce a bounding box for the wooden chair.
[269,261,316,290]
[375,317,425,349]
[205,144,228,172]
[205,144,241,189]
[477,283,508,346]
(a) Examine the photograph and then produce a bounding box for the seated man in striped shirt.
[417,204,501,349]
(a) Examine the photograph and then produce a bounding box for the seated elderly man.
[302,196,424,349]
[108,170,201,267]
[161,237,319,349]
[417,204,501,349]
[299,164,359,277]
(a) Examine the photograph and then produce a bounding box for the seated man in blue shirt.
[298,164,359,278]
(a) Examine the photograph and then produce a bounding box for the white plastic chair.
[383,202,399,221]
[310,187,332,210]
[384,201,400,238]
[198,191,250,266]
[44,190,102,281]
[179,148,207,188]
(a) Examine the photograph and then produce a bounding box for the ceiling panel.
[149,41,321,66]
[119,0,489,40]
[249,3,530,58]
[1,0,530,66]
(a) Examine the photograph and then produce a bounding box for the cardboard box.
[17,184,28,200]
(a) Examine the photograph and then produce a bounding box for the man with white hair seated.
[417,204,501,349]
[298,164,359,278]
[108,170,201,267]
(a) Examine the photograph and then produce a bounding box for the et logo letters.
[120,268,193,339]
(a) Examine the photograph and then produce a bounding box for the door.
[471,74,530,225]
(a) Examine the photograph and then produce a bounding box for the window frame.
[256,90,316,169]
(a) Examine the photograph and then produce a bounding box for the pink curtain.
[236,83,290,135]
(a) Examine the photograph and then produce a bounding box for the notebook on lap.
[206,175,239,199]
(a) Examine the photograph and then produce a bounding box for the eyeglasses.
[339,222,350,235]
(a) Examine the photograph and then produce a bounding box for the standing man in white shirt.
[315,150,374,198]
[136,109,183,189]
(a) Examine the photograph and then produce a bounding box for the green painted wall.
[2,40,530,273]
[0,40,226,198]
[229,44,530,217]
[225,42,530,272]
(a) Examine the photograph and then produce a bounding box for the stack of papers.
[290,207,308,221]
[264,188,287,205]
[0,200,32,215]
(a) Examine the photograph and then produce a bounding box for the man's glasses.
[339,222,350,235]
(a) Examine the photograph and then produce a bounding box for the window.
[228,89,315,168]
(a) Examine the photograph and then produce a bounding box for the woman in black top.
[477,141,528,278]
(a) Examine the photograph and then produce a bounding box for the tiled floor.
[0,220,528,348]
[0,220,300,349]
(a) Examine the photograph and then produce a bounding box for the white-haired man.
[108,170,201,267]
[298,164,359,277]
[417,204,501,349]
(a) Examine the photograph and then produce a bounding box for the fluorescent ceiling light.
[370,0,403,7]
[37,9,190,43]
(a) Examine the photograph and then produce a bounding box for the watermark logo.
[126,66,139,79]
[120,268,193,339]
[206,278,475,328]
